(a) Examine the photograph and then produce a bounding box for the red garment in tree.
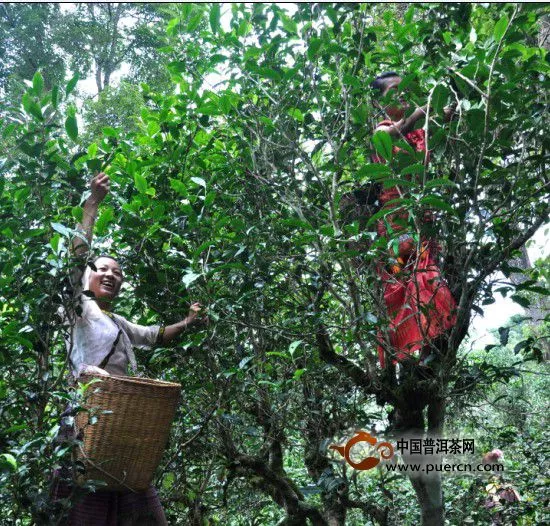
[373,122,456,367]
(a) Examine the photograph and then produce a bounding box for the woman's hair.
[94,254,119,265]
[370,72,400,95]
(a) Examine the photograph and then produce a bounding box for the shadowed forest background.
[0,3,549,525]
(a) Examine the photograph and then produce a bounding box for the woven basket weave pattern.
[76,375,181,492]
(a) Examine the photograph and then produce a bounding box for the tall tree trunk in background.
[509,244,549,359]
[87,2,124,94]
[95,64,103,93]
[509,245,547,324]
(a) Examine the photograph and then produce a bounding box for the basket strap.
[99,320,122,370]
[100,311,139,376]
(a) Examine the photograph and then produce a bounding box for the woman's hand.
[73,173,110,256]
[184,302,207,328]
[161,303,208,344]
[90,172,110,204]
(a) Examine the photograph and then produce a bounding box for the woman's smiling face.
[88,257,123,303]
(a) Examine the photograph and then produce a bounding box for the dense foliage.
[1,3,548,525]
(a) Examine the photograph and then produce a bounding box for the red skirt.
[377,242,456,367]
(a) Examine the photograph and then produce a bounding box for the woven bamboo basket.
[76,374,181,492]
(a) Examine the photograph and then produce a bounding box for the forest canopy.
[0,3,549,525]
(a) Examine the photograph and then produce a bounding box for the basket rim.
[79,373,181,388]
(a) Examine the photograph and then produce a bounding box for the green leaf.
[86,159,102,172]
[50,234,61,253]
[51,222,71,238]
[72,206,83,223]
[382,178,415,189]
[366,207,392,227]
[2,123,16,140]
[22,93,43,121]
[196,103,219,116]
[258,67,281,81]
[493,15,509,42]
[519,285,549,295]
[170,178,188,196]
[281,14,297,34]
[398,73,416,91]
[147,121,161,136]
[288,108,304,122]
[166,17,180,35]
[32,71,44,95]
[168,61,187,73]
[266,351,291,360]
[400,163,425,177]
[134,173,148,193]
[95,207,114,235]
[66,73,79,96]
[102,126,117,137]
[288,340,302,357]
[510,294,530,308]
[0,453,17,471]
[191,176,206,188]
[514,339,531,354]
[204,190,216,207]
[498,327,510,346]
[307,38,322,60]
[343,74,361,88]
[182,271,201,288]
[209,3,221,33]
[356,163,392,180]
[351,104,368,124]
[87,143,98,157]
[372,131,393,162]
[431,84,449,115]
[188,13,202,32]
[420,196,455,215]
[65,114,78,141]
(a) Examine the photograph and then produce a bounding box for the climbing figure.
[372,72,457,368]
[341,72,457,369]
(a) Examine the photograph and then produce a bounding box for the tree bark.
[393,369,446,526]
[410,475,445,526]
[409,395,446,526]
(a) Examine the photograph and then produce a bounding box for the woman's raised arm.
[376,106,427,138]
[72,172,110,257]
